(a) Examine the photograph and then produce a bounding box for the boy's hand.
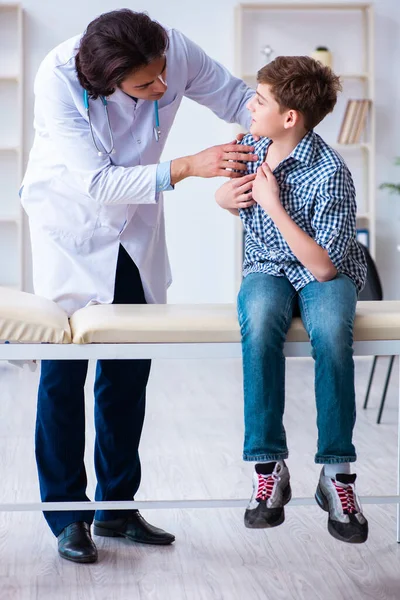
[215,173,256,210]
[253,163,281,216]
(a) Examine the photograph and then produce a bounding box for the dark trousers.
[35,245,151,536]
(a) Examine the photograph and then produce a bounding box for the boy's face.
[247,84,291,139]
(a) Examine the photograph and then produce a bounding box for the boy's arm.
[310,165,357,273]
[253,163,356,282]
[266,207,337,282]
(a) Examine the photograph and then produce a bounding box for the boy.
[215,56,368,543]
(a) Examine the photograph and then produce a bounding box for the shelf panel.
[243,73,370,81]
[0,216,20,223]
[332,143,371,151]
[240,9,367,76]
[0,80,19,147]
[0,149,21,220]
[240,4,372,11]
[0,75,20,81]
[339,73,370,80]
[0,5,21,79]
[0,221,20,288]
[0,4,23,290]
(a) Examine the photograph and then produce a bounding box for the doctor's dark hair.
[75,9,169,99]
[257,56,342,130]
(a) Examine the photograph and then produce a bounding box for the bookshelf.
[0,4,24,290]
[234,2,375,291]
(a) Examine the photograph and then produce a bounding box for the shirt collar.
[252,130,316,168]
[288,130,316,166]
[106,87,144,109]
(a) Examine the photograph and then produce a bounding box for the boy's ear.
[284,109,302,130]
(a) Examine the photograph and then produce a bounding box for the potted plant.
[380,158,400,253]
[380,157,400,194]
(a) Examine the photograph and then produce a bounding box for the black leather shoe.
[93,511,175,545]
[57,522,98,563]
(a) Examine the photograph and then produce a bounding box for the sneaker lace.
[333,480,357,514]
[256,473,280,501]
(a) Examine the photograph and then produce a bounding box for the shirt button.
[266,228,272,235]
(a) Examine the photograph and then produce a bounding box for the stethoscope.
[83,89,161,156]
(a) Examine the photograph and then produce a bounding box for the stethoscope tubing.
[83,89,160,156]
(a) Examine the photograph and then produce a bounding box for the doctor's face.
[119,55,168,100]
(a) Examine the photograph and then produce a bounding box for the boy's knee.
[310,318,353,354]
[238,298,288,344]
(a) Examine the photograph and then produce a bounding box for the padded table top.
[0,287,71,344]
[70,301,400,344]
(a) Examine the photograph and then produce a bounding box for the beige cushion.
[70,301,400,345]
[0,287,71,344]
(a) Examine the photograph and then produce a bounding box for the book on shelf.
[337,99,371,145]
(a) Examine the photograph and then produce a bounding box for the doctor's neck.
[121,90,138,102]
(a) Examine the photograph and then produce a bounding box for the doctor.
[21,9,256,564]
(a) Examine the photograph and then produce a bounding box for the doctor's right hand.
[189,142,258,179]
[215,174,256,211]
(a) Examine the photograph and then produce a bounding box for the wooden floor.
[0,356,399,600]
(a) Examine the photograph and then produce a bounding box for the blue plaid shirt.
[239,130,367,292]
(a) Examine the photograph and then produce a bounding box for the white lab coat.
[21,28,253,315]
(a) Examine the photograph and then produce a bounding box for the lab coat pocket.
[136,203,160,229]
[45,226,96,255]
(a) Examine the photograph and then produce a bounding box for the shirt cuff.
[156,161,174,192]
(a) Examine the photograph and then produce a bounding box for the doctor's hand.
[215,174,256,212]
[252,163,281,217]
[171,142,258,185]
[236,132,260,143]
[191,142,258,178]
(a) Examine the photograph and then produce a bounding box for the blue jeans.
[36,245,151,536]
[237,272,358,464]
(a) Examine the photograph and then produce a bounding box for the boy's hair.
[257,56,342,130]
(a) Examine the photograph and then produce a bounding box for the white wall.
[4,0,400,301]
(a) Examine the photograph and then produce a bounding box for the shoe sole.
[315,485,368,544]
[244,484,292,529]
[93,525,175,545]
[58,552,98,564]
